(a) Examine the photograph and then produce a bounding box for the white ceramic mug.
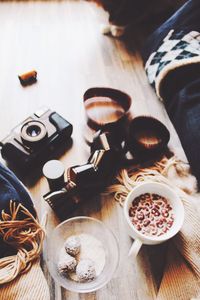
[123,182,185,258]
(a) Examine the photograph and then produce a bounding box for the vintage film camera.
[0,107,73,170]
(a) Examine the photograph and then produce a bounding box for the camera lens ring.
[21,120,47,146]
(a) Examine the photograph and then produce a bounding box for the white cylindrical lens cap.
[43,160,65,190]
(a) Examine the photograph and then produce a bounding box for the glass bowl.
[45,216,119,293]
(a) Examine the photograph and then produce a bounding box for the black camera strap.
[83,87,132,132]
[43,88,170,219]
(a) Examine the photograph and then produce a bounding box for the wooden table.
[0,1,188,299]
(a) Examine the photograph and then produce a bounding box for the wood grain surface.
[0,1,188,299]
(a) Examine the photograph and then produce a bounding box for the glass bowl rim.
[45,215,120,293]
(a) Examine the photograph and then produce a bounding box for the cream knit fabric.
[157,195,200,299]
[107,155,200,300]
[0,260,50,300]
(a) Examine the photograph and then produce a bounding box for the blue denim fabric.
[142,0,200,185]
[0,163,35,257]
[142,0,200,62]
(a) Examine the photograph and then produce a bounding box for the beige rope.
[0,201,45,284]
[106,155,196,205]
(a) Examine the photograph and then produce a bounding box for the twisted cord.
[0,201,45,284]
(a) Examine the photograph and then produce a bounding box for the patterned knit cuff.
[145,30,200,100]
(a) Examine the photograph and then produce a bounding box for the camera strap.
[83,87,170,160]
[43,88,170,219]
[83,87,131,136]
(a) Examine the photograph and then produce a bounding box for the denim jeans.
[142,0,200,185]
[0,163,35,257]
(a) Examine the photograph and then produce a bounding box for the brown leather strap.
[83,87,132,132]
[128,116,170,158]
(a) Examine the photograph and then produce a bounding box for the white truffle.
[64,236,81,256]
[57,253,77,274]
[76,259,96,282]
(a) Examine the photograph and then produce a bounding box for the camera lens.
[21,120,47,147]
[26,125,41,137]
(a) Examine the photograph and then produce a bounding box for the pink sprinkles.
[129,193,174,237]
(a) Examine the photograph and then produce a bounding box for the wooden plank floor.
[0,1,188,299]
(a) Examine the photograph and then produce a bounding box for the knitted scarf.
[107,155,200,299]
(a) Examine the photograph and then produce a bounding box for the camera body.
[43,131,124,219]
[0,107,73,170]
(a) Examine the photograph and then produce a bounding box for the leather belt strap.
[83,87,131,132]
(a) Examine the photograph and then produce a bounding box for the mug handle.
[128,239,143,258]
